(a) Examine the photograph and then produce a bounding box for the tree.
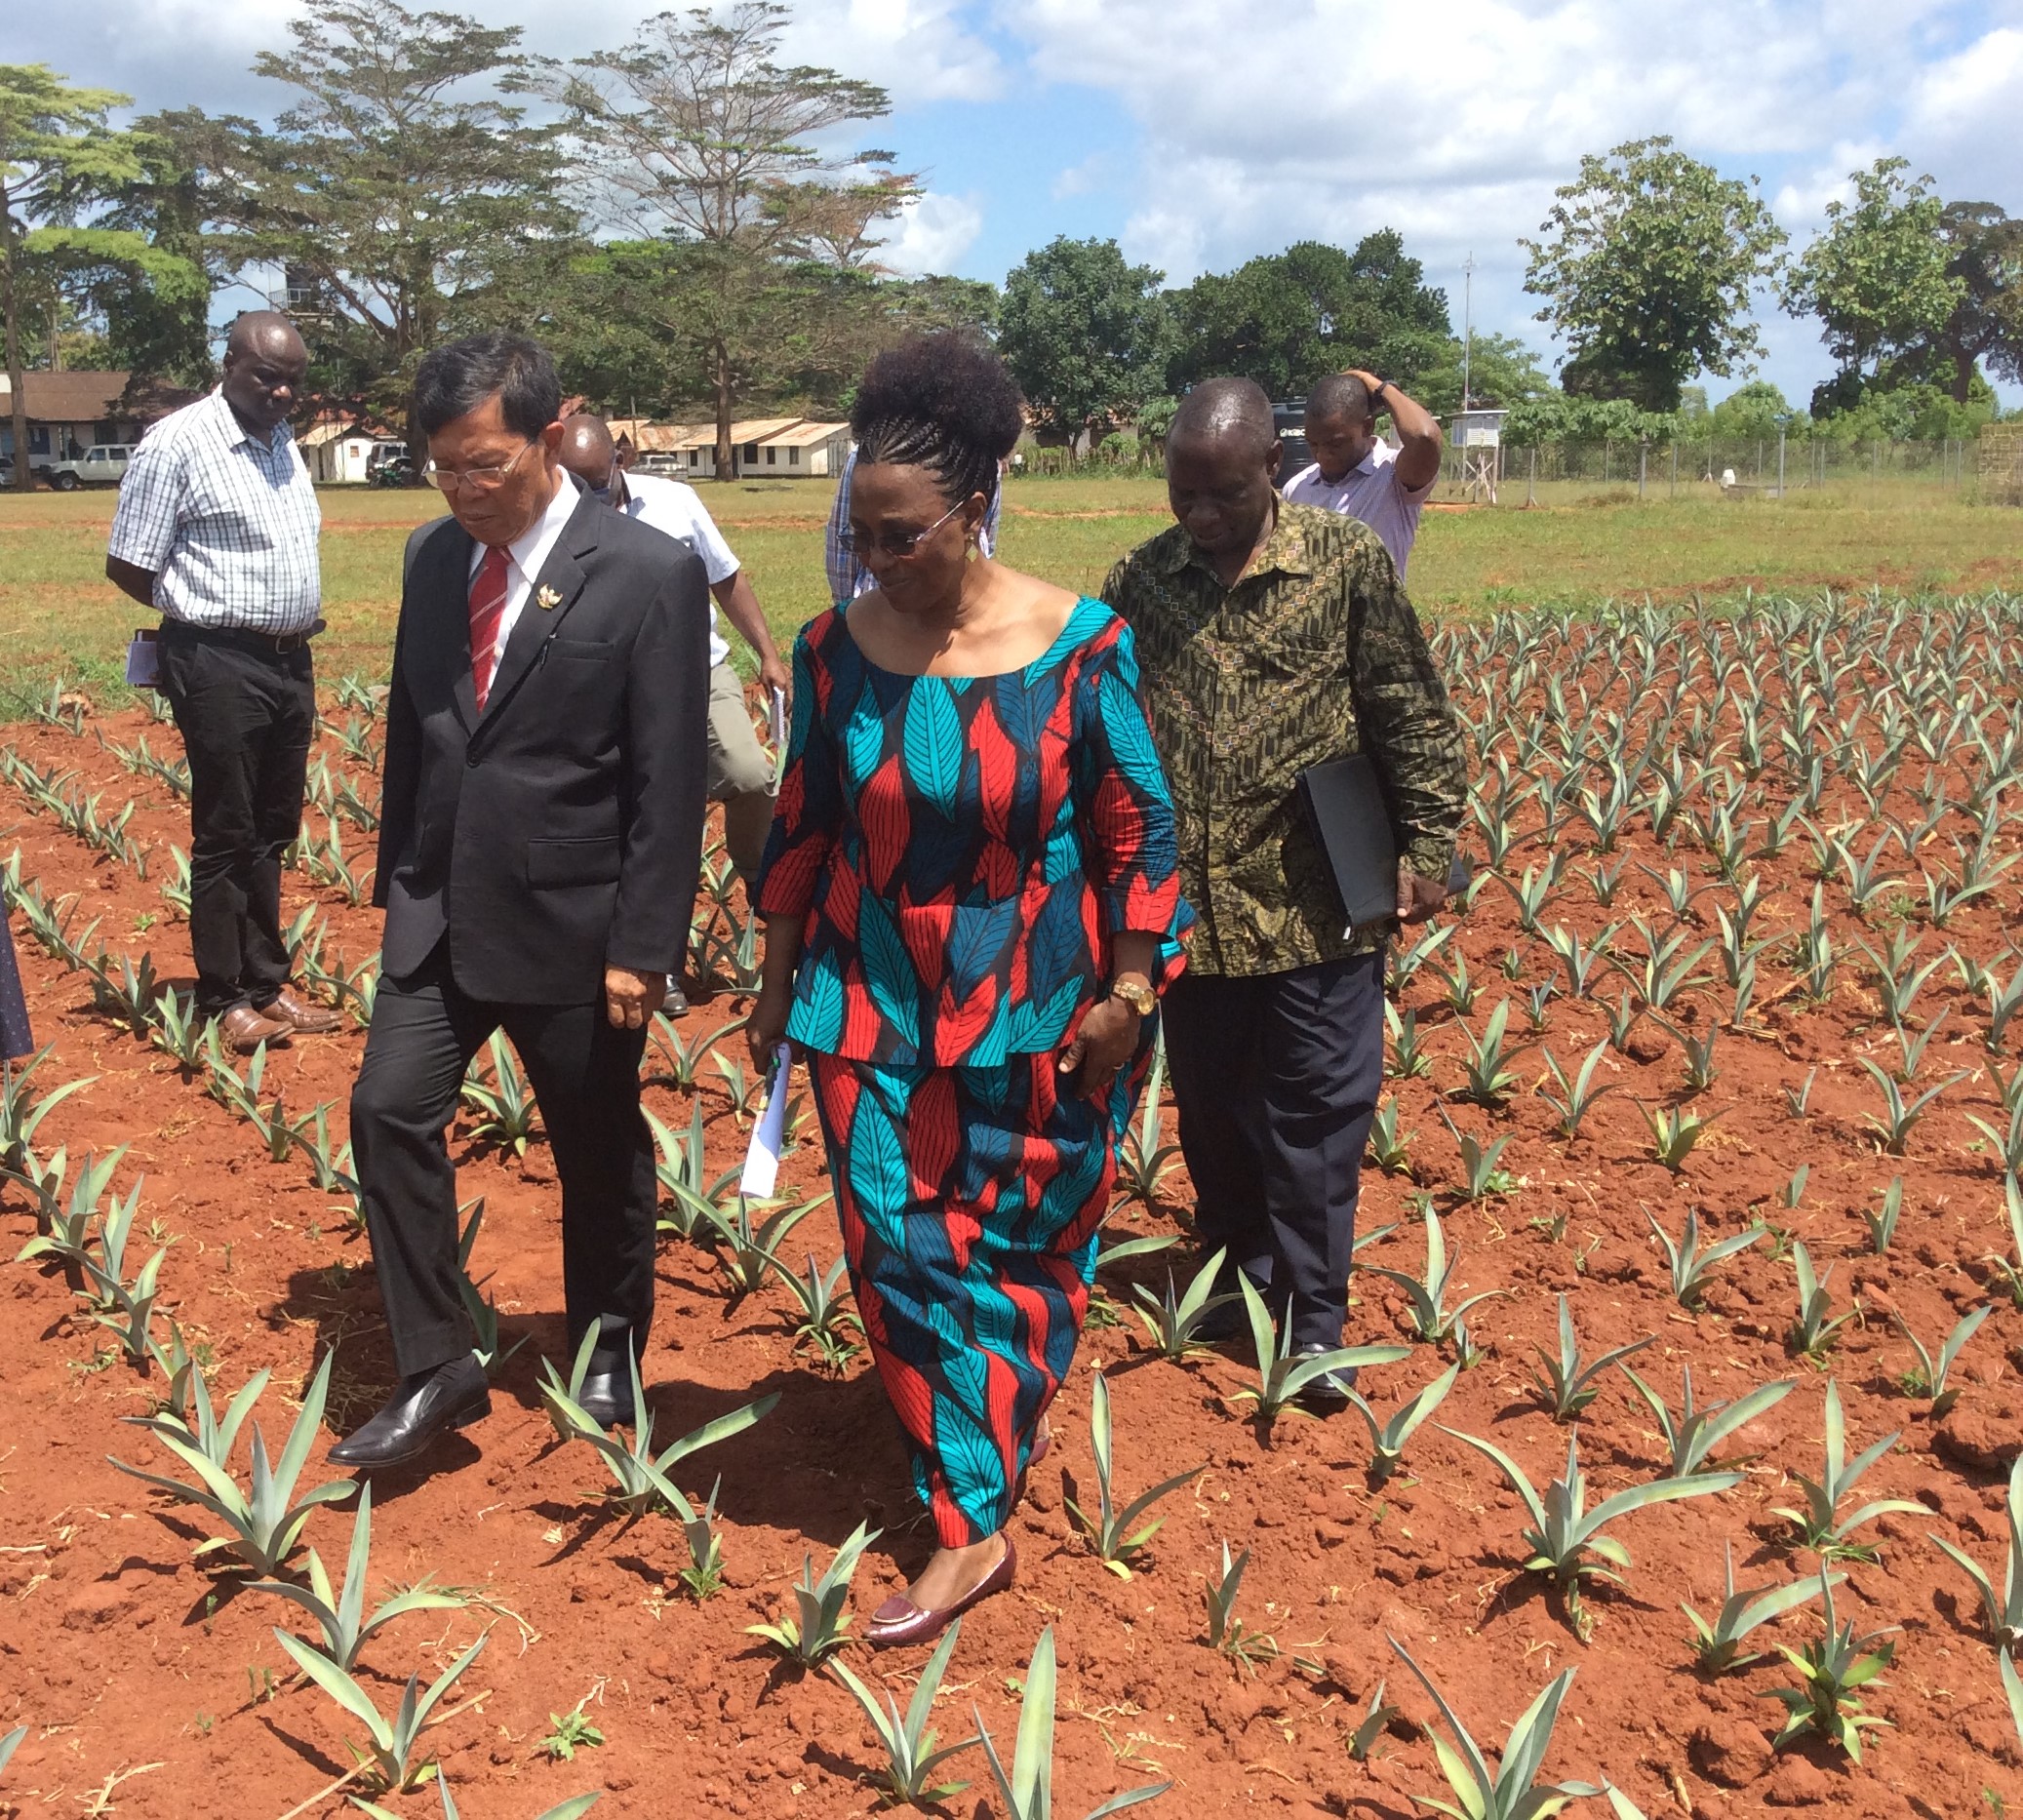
[999,236,1169,443]
[191,0,578,447]
[1709,379,1791,441]
[542,1,917,478]
[1414,332,1552,416]
[1523,136,1786,413]
[1933,202,2023,403]
[1166,233,1451,397]
[1783,158,1961,411]
[1,65,205,489]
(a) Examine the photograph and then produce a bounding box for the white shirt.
[107,389,322,632]
[618,473,739,669]
[1282,438,1433,578]
[467,473,581,688]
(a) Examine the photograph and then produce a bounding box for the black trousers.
[349,943,656,1379]
[1161,949,1385,1350]
[157,624,316,1016]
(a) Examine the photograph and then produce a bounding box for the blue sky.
[15,0,2023,406]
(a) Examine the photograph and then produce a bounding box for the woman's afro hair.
[850,333,1025,507]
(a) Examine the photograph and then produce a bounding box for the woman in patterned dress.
[748,336,1190,1645]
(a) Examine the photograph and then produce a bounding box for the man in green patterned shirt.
[1102,377,1467,1400]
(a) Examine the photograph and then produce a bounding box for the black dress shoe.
[575,1352,640,1429]
[1291,1342,1359,1411]
[329,1356,490,1468]
[660,982,690,1017]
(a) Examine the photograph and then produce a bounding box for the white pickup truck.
[45,444,135,490]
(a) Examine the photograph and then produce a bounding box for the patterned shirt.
[754,599,1189,1066]
[1101,499,1465,978]
[107,389,322,633]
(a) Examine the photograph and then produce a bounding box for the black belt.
[161,617,325,655]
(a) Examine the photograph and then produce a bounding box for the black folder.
[1296,753,1401,930]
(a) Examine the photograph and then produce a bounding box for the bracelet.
[1108,977,1156,1017]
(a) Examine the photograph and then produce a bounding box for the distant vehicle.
[368,444,416,489]
[1271,401,1310,488]
[634,452,687,477]
[45,445,134,491]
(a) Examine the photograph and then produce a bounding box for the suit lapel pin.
[536,583,562,610]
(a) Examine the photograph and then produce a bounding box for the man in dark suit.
[331,334,709,1469]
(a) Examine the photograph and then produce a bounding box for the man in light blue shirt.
[1281,369,1443,578]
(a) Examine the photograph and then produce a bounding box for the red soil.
[2,604,2021,1820]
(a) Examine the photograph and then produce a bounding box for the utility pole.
[1461,253,1475,412]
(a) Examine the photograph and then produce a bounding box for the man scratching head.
[1164,377,1281,582]
[1301,372,1378,486]
[414,334,566,549]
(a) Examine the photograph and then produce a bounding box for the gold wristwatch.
[1108,977,1156,1017]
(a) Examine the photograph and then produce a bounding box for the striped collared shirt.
[107,389,323,633]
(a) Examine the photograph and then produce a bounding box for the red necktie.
[468,544,510,711]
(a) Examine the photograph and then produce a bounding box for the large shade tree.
[540,1,918,477]
[999,236,1169,444]
[1524,136,1786,413]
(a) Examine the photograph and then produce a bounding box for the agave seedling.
[1762,1572,1896,1761]
[1385,1002,1433,1082]
[249,1484,466,1671]
[109,1351,354,1575]
[1643,1102,1719,1172]
[1535,1040,1622,1141]
[1451,1000,1528,1108]
[778,1251,863,1371]
[1857,1058,1967,1157]
[1367,1102,1415,1175]
[76,1173,169,1365]
[1345,1678,1400,1761]
[1437,1107,1519,1202]
[1770,1380,1924,1563]
[1541,922,1617,1002]
[1202,1541,1279,1674]
[353,1772,601,1819]
[675,1476,729,1601]
[0,1042,95,1174]
[1129,1246,1237,1362]
[0,1722,22,1776]
[539,1332,778,1522]
[1929,1453,2023,1647]
[1856,1177,1903,1254]
[1788,1242,1855,1361]
[144,985,204,1074]
[830,1615,981,1806]
[745,1520,880,1669]
[1645,1206,1761,1310]
[1114,1034,1180,1206]
[1232,1278,1408,1430]
[1387,1638,1598,1817]
[700,1193,824,1303]
[1443,1426,1739,1640]
[1891,1304,1989,1416]
[1345,1361,1458,1485]
[1620,1365,1793,1479]
[13,1147,123,1288]
[645,1011,715,1090]
[1362,1202,1509,1349]
[458,1033,539,1156]
[975,1625,1170,1820]
[1683,1541,1841,1676]
[1064,1371,1202,1578]
[1528,1293,1655,1422]
[277,1626,488,1794]
[1967,1102,2023,1182]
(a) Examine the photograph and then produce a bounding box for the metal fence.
[1438,437,1982,504]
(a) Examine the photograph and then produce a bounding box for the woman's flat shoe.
[867,1536,1016,1648]
[1029,1425,1052,1469]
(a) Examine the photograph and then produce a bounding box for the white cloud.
[878,190,986,273]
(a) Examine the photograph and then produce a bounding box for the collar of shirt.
[207,387,293,457]
[469,471,581,587]
[1154,501,1317,587]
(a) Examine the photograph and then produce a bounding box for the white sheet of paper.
[768,686,786,752]
[738,1044,794,1200]
[125,632,161,689]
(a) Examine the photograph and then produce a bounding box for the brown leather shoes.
[258,989,344,1034]
[867,1535,1016,1648]
[217,1004,293,1053]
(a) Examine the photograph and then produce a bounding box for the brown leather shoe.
[217,1004,293,1053]
[258,989,344,1034]
[867,1535,1016,1649]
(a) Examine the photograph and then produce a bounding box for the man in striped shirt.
[106,310,341,1052]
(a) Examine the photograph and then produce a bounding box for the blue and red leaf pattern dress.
[755,597,1191,1544]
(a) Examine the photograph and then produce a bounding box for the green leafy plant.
[539,1705,605,1761]
[0,1042,95,1174]
[1892,1304,1989,1415]
[1536,1039,1623,1140]
[1857,1177,1903,1253]
[1231,1277,1408,1429]
[1064,1371,1202,1578]
[460,1033,539,1156]
[1128,1246,1236,1362]
[13,1146,122,1285]
[1452,999,1528,1107]
[1762,1572,1896,1761]
[109,1350,353,1575]
[1113,1034,1180,1205]
[1437,1107,1519,1201]
[1620,1365,1793,1478]
[1367,1101,1415,1175]
[1645,1206,1760,1309]
[1527,1292,1655,1421]
[1385,1002,1433,1081]
[1788,1241,1855,1360]
[1857,1058,1966,1156]
[249,1484,465,1671]
[0,1722,24,1776]
[1444,1427,1738,1640]
[778,1251,863,1371]
[745,1520,879,1668]
[1929,1453,2023,1647]
[1683,1541,1840,1675]
[1202,1540,1279,1674]
[974,1625,1170,1820]
[277,1626,487,1794]
[1643,1102,1719,1171]
[700,1193,824,1303]
[1386,1637,1598,1818]
[1345,1361,1458,1485]
[830,1615,980,1807]
[1363,1203,1509,1347]
[1770,1380,1923,1563]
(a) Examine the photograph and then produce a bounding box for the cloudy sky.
[17,0,2023,405]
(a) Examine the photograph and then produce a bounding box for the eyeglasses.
[423,439,538,494]
[836,497,968,560]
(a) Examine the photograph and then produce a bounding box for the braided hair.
[850,334,1025,510]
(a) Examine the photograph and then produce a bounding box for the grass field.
[1,471,2017,708]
